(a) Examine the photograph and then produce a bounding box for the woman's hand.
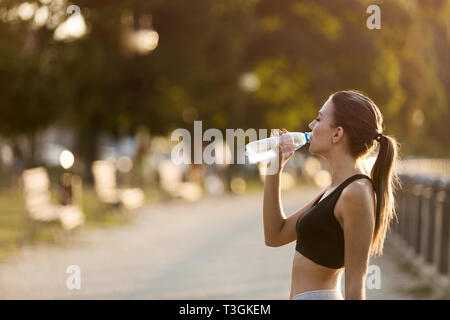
[269,128,295,173]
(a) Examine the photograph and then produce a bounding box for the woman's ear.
[332,127,344,144]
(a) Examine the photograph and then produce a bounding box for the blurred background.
[0,0,449,299]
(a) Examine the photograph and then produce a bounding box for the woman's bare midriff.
[290,250,344,299]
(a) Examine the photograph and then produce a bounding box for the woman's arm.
[263,171,327,247]
[335,179,375,300]
[263,171,284,246]
[263,129,326,247]
[262,129,293,246]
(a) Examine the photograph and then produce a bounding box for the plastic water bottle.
[245,132,311,163]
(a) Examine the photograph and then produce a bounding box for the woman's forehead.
[319,98,333,115]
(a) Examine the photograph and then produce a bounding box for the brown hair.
[330,90,399,257]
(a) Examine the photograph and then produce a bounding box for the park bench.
[21,167,85,241]
[91,160,145,211]
[157,159,202,201]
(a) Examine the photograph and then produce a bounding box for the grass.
[0,188,24,260]
[244,177,264,193]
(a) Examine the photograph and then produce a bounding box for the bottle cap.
[305,132,312,143]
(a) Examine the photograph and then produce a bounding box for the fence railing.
[396,158,450,178]
[392,172,450,293]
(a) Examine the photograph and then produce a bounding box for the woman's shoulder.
[341,176,374,203]
[335,177,375,221]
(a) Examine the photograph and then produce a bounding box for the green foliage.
[0,0,448,156]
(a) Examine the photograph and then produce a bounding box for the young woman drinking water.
[263,90,399,300]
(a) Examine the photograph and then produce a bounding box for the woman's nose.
[308,121,314,130]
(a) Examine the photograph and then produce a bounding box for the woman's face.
[308,97,337,156]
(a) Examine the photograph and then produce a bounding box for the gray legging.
[292,289,344,300]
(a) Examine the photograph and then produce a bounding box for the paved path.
[0,186,434,299]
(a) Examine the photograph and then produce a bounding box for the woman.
[263,90,399,300]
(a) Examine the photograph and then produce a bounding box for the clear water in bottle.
[245,132,311,163]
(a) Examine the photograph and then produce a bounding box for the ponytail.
[330,90,401,257]
[370,134,400,257]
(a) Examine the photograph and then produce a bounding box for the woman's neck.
[326,150,364,187]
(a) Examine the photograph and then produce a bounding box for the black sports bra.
[295,174,373,269]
